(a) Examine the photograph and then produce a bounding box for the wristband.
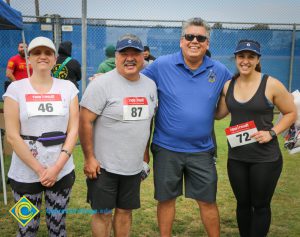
[61,149,72,157]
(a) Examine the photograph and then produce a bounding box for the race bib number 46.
[123,97,149,121]
[225,121,258,148]
[25,94,64,117]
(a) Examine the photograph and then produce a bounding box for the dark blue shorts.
[151,143,217,203]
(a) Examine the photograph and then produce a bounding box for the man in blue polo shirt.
[142,17,232,237]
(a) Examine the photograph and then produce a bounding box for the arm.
[6,68,16,81]
[4,97,46,177]
[251,77,297,143]
[215,81,230,120]
[270,78,296,134]
[143,117,154,164]
[79,106,101,179]
[40,96,79,187]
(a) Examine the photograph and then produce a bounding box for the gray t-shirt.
[80,69,157,175]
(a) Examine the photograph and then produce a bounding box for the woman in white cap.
[216,39,296,237]
[3,36,79,236]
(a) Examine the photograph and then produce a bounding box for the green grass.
[1,117,300,236]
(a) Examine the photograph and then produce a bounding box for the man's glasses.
[184,34,207,42]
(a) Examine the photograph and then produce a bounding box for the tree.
[212,22,223,29]
[249,24,270,30]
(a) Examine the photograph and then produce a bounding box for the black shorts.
[8,170,75,194]
[151,143,217,203]
[86,169,141,211]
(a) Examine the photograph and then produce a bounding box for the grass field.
[0,117,300,236]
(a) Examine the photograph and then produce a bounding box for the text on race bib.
[123,97,149,121]
[225,120,258,148]
[25,94,64,117]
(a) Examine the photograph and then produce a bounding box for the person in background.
[4,36,79,236]
[5,42,33,91]
[52,41,81,89]
[96,44,116,74]
[215,39,296,237]
[142,17,232,237]
[143,46,156,64]
[79,34,157,237]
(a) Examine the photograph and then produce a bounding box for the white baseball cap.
[28,36,56,54]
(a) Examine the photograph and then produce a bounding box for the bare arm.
[79,106,100,179]
[6,68,16,81]
[143,117,154,164]
[270,78,296,134]
[251,77,296,143]
[4,97,45,177]
[57,96,79,169]
[215,81,230,120]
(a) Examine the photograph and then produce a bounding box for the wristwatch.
[269,129,277,139]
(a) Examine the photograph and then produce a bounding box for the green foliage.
[0,117,299,236]
[212,22,223,29]
[249,23,270,30]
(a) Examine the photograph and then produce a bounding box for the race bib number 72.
[225,121,258,148]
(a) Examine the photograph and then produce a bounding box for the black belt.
[20,131,67,147]
[21,134,67,142]
[21,135,39,141]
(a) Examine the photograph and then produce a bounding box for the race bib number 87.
[123,97,149,121]
[225,121,258,148]
[25,94,64,117]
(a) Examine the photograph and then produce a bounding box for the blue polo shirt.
[142,51,232,152]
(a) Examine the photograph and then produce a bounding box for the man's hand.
[84,157,101,179]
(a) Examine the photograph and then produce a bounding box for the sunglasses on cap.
[183,34,207,42]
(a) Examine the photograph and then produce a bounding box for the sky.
[8,0,300,24]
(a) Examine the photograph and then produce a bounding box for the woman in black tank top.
[216,40,296,237]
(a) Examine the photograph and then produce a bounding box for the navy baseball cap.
[234,40,261,56]
[116,34,143,52]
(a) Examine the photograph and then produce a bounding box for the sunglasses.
[184,34,207,42]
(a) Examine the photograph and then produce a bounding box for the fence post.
[53,14,62,51]
[288,24,296,92]
[81,0,87,93]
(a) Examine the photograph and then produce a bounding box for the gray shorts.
[151,143,217,203]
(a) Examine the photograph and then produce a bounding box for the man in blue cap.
[79,33,157,237]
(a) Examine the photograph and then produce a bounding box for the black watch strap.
[269,129,277,139]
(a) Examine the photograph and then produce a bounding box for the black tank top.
[225,74,281,162]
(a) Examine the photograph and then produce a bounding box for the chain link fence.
[1,0,300,97]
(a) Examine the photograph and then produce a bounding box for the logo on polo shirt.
[208,69,216,83]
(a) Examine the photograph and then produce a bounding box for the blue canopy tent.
[0,1,29,76]
[0,0,26,205]
[0,1,23,30]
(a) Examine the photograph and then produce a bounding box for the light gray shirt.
[3,78,78,183]
[80,69,157,175]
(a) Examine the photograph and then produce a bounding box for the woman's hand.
[251,130,272,144]
[40,165,60,187]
